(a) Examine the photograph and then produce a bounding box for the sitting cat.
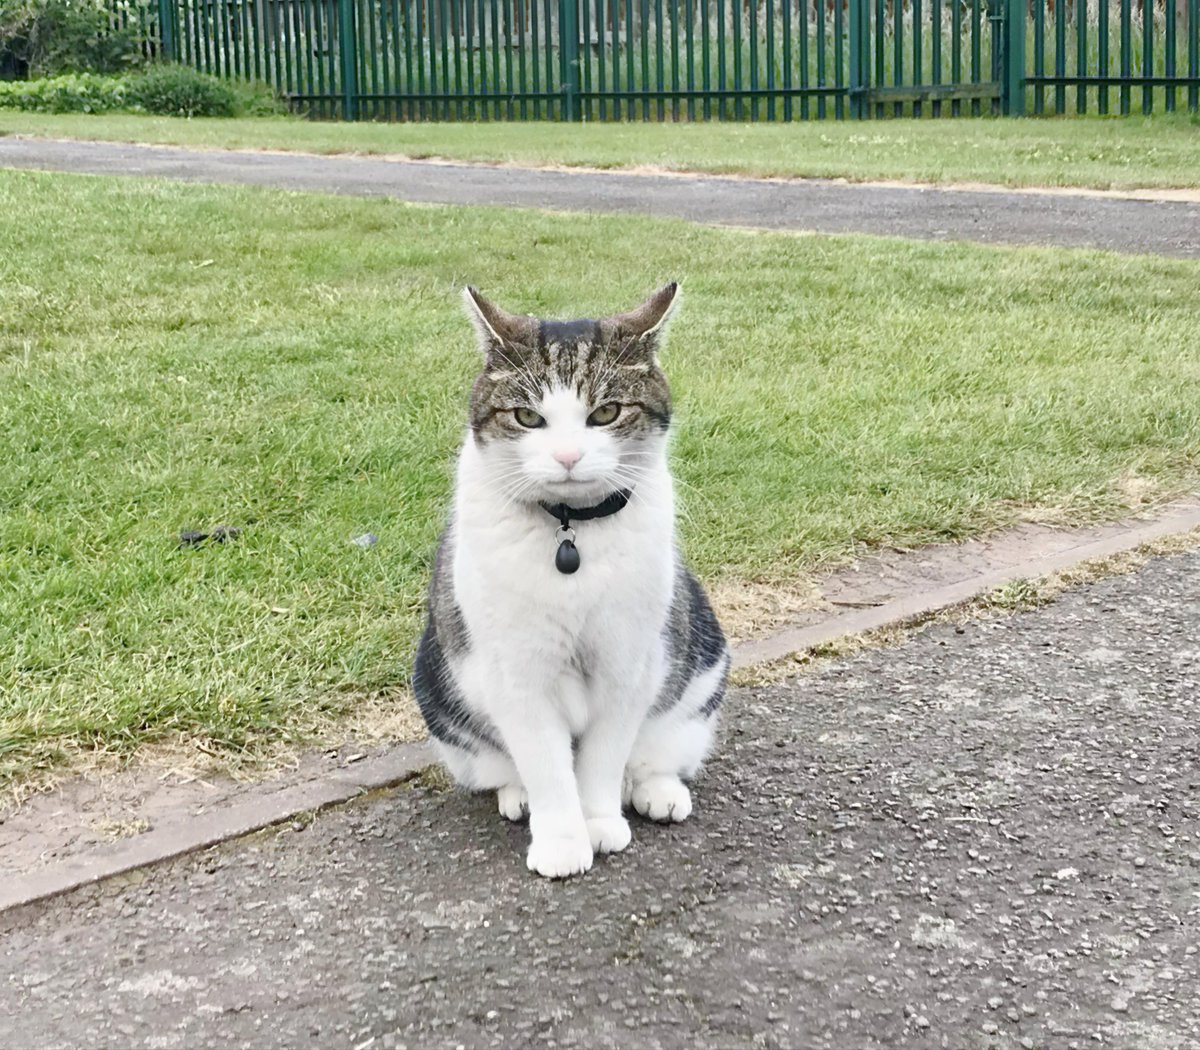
[413,283,729,878]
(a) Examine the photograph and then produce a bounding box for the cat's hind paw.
[586,815,632,854]
[630,775,693,823]
[526,834,594,879]
[496,784,528,822]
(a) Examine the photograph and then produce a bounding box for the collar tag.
[538,489,632,575]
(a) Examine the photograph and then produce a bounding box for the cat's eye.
[587,403,621,427]
[514,407,545,429]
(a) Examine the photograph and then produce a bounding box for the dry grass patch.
[708,576,825,645]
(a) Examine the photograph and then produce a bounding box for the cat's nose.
[553,448,582,470]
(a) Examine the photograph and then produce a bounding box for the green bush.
[228,77,289,117]
[126,64,237,117]
[0,0,147,78]
[0,67,284,117]
[0,70,129,111]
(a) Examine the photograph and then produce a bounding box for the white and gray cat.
[413,283,729,879]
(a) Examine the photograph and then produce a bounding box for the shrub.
[0,0,147,78]
[126,64,236,117]
[0,70,129,111]
[0,67,284,118]
[229,77,289,117]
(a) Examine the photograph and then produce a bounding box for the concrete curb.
[3,502,1199,915]
[732,501,1200,669]
[0,742,432,914]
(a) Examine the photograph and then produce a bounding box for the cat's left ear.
[600,282,680,358]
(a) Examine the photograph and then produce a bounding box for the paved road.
[2,137,1199,257]
[2,550,1198,1049]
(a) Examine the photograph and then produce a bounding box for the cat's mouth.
[540,476,611,499]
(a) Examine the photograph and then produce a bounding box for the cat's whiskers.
[585,351,625,401]
[595,336,651,399]
[495,468,540,498]
[620,450,716,515]
[583,335,656,406]
[485,464,537,492]
[485,463,546,510]
[608,462,701,529]
[578,332,646,404]
[605,466,658,511]
[498,479,542,512]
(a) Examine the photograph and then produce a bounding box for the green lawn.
[3,111,1199,190]
[2,169,1199,789]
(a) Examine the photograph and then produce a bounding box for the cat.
[413,283,729,879]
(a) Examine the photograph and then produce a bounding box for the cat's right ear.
[462,287,537,357]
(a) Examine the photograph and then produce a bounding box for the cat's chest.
[453,509,673,634]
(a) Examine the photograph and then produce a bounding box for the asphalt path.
[2,136,1199,257]
[2,549,1197,1049]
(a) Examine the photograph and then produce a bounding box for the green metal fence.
[1026,0,1200,113]
[144,0,1200,117]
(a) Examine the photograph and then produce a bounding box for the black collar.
[538,489,632,530]
[537,489,633,575]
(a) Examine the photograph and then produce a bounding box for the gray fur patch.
[413,524,502,752]
[650,559,730,719]
[428,530,469,657]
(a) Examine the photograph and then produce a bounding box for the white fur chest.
[450,437,676,670]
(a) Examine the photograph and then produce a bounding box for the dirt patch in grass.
[708,576,825,646]
[0,693,427,886]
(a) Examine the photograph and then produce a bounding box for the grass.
[3,169,1200,790]
[3,111,1200,190]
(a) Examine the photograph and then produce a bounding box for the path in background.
[2,138,1199,257]
[3,549,1197,1048]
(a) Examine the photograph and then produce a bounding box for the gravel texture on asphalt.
[2,549,1198,1048]
[2,137,1200,257]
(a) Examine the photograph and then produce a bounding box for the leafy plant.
[228,76,288,117]
[0,70,129,110]
[0,67,283,116]
[0,0,148,78]
[126,64,237,116]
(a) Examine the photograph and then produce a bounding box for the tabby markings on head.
[467,306,673,445]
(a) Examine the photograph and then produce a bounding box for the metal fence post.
[847,0,870,118]
[559,0,581,120]
[338,0,360,120]
[1002,0,1027,114]
[155,0,177,61]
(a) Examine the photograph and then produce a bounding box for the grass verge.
[2,112,1200,190]
[2,169,1199,789]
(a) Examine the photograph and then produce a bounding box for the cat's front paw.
[586,815,632,854]
[496,784,528,822]
[630,775,693,823]
[526,834,594,879]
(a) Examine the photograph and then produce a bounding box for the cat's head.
[462,284,679,505]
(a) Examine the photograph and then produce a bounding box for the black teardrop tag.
[555,539,581,575]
